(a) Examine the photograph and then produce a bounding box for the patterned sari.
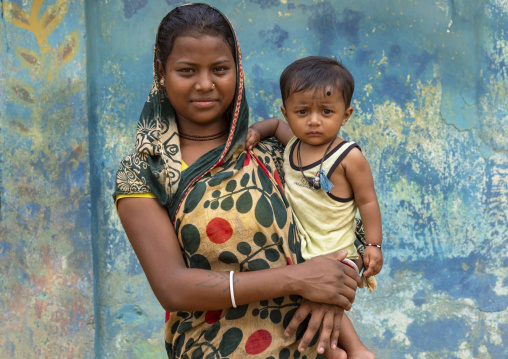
[113,4,323,358]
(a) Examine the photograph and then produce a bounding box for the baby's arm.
[342,149,383,277]
[246,118,294,150]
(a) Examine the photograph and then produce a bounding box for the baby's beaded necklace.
[296,138,336,192]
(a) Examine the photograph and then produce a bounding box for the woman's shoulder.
[113,151,152,199]
[253,137,286,184]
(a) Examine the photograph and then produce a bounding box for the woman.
[114,4,362,358]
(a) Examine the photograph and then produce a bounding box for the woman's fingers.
[324,250,348,262]
[297,306,323,353]
[330,308,343,350]
[284,300,311,338]
[294,251,364,307]
[289,301,345,354]
[341,261,364,288]
[315,307,335,354]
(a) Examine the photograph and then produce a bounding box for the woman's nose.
[195,74,214,92]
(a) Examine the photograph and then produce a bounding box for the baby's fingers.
[363,264,381,276]
[245,131,259,150]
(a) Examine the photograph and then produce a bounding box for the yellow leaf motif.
[2,78,36,107]
[3,2,32,31]
[40,0,68,37]
[15,47,42,75]
[57,30,80,65]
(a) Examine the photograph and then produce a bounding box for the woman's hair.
[156,3,236,66]
[280,56,355,108]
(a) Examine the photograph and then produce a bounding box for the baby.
[246,56,383,359]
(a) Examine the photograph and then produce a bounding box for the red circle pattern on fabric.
[205,310,222,324]
[245,329,272,355]
[206,217,233,243]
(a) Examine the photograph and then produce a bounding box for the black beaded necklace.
[179,129,228,141]
[296,138,336,190]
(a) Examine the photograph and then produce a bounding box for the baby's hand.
[362,246,383,276]
[245,127,261,150]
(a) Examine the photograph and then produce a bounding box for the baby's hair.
[280,56,355,107]
[156,3,235,66]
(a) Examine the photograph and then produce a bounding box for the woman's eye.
[178,68,194,73]
[214,66,229,73]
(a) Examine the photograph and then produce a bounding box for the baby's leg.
[336,314,376,359]
[323,346,347,359]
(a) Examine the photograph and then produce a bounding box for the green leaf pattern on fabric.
[165,145,318,357]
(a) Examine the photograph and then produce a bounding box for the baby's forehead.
[291,84,342,99]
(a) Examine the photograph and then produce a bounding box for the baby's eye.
[322,109,332,114]
[297,109,307,115]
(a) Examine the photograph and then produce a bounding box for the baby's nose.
[308,114,320,125]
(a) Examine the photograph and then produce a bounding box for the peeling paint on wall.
[1,0,93,358]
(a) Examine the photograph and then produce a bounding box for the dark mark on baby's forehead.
[326,91,331,96]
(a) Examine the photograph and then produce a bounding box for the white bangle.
[229,270,237,308]
[341,258,359,274]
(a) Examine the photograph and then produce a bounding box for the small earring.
[212,83,215,89]
[160,78,165,86]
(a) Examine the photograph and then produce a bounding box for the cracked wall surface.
[1,0,507,358]
[0,0,93,358]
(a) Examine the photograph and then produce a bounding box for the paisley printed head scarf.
[114,3,249,214]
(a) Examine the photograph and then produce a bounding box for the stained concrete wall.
[1,0,507,358]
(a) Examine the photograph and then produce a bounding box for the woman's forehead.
[167,35,235,62]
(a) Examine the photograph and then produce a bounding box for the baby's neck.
[297,136,343,165]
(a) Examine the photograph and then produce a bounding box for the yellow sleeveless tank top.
[284,137,360,260]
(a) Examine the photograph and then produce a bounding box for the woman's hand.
[285,299,344,354]
[293,251,363,309]
[245,127,261,150]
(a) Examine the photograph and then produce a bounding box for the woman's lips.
[191,99,217,108]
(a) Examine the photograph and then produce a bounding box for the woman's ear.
[156,60,165,83]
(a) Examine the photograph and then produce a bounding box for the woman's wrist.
[273,263,303,297]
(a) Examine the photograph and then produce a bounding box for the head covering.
[114,3,248,215]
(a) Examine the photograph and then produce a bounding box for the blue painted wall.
[1,0,507,358]
[1,0,93,357]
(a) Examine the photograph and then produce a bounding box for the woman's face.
[159,35,236,129]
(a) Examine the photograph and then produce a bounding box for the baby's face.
[281,86,353,148]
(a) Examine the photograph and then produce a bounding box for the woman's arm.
[246,118,294,150]
[117,197,362,312]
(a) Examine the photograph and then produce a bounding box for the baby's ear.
[342,106,354,125]
[280,105,288,121]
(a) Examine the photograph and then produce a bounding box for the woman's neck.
[176,115,229,136]
[176,115,230,166]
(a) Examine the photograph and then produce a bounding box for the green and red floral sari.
[113,4,324,358]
